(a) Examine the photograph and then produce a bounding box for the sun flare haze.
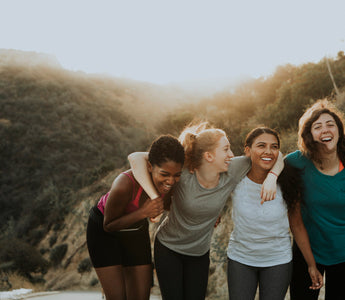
[1,0,344,88]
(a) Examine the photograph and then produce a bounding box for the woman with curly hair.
[286,99,345,300]
[86,135,185,300]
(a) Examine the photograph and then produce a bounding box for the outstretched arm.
[289,203,323,290]
[260,151,284,203]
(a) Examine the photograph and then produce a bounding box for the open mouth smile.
[162,184,173,192]
[261,157,272,161]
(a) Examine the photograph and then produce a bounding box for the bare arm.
[103,174,163,231]
[128,152,159,199]
[289,203,323,290]
[260,151,284,203]
[128,152,164,222]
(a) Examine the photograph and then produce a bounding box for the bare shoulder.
[110,171,133,194]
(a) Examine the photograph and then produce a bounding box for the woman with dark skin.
[86,135,185,300]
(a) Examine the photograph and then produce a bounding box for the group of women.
[86,99,345,300]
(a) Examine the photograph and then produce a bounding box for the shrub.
[90,277,99,286]
[0,238,48,275]
[39,248,49,255]
[49,235,57,247]
[77,258,92,274]
[28,228,46,246]
[49,244,68,266]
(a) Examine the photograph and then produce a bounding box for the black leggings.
[154,238,210,300]
[290,242,345,300]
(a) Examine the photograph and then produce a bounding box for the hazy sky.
[1,0,344,85]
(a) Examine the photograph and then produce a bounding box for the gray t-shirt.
[157,156,251,256]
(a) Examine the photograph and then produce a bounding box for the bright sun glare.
[1,0,344,85]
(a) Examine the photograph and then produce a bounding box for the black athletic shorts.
[86,206,152,268]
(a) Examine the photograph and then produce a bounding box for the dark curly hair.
[277,161,304,213]
[298,99,345,166]
[148,134,185,167]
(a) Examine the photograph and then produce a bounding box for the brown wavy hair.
[278,162,304,213]
[298,99,345,166]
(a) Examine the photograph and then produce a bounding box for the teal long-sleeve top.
[285,150,345,265]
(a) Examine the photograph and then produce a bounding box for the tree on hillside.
[0,63,155,240]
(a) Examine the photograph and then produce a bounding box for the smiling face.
[311,113,339,154]
[211,135,234,172]
[245,133,280,172]
[148,160,183,194]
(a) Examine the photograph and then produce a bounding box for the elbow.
[103,220,115,233]
[128,152,136,163]
[128,152,148,165]
[103,219,123,232]
[103,223,111,233]
[289,221,304,237]
[128,152,143,166]
[289,224,297,236]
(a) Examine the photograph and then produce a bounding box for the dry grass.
[1,272,42,292]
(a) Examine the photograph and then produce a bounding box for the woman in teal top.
[285,99,345,300]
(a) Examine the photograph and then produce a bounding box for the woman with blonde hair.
[128,122,283,300]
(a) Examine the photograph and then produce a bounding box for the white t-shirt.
[227,176,292,267]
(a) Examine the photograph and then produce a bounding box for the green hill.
[0,50,181,239]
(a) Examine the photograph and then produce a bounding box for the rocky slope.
[27,166,232,298]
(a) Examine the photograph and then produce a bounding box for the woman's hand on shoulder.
[260,151,284,204]
[260,172,278,204]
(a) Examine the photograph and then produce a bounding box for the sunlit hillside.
[0,49,203,240]
[157,51,345,154]
[0,49,344,299]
